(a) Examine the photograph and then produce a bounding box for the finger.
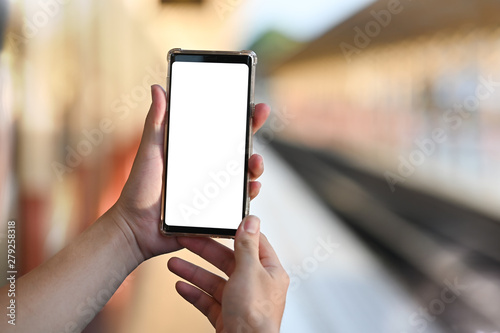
[249,181,261,200]
[252,103,270,134]
[255,233,289,286]
[248,154,264,181]
[233,216,261,269]
[177,237,236,276]
[124,85,166,192]
[175,280,221,328]
[142,85,167,148]
[258,233,283,273]
[168,257,226,303]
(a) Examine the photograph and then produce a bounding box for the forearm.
[0,205,143,332]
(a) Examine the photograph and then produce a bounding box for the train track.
[270,139,500,332]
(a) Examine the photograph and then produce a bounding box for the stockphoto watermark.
[177,158,244,223]
[5,220,17,326]
[234,289,287,333]
[213,0,243,21]
[287,235,340,292]
[401,277,468,333]
[59,265,135,333]
[51,65,164,181]
[7,0,72,53]
[384,74,500,192]
[178,105,294,222]
[340,0,412,63]
[253,105,294,152]
[233,234,339,333]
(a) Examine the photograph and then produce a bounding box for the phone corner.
[241,50,258,65]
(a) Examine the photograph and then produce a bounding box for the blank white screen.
[165,61,249,229]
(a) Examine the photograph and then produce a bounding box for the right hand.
[168,216,289,332]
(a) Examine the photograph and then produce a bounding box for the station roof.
[272,0,500,70]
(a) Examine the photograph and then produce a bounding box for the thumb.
[122,85,166,194]
[141,84,167,148]
[233,215,261,268]
[128,84,166,174]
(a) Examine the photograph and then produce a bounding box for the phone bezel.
[160,49,256,238]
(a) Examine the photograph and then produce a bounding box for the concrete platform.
[113,144,447,333]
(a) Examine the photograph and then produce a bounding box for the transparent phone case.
[161,48,257,238]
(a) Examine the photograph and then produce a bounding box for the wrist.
[242,316,281,333]
[100,203,146,267]
[259,321,281,333]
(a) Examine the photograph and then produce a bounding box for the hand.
[168,216,289,333]
[109,85,271,262]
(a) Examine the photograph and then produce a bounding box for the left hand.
[109,85,271,262]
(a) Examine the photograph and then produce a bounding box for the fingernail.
[244,216,260,234]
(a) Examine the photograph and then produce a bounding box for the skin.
[0,85,288,332]
[169,216,289,333]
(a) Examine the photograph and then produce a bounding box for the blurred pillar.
[18,193,48,274]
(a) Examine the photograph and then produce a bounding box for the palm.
[114,85,270,260]
[114,85,182,258]
[119,144,180,257]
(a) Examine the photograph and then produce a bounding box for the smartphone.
[160,48,257,237]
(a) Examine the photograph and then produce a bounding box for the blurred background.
[1,0,500,332]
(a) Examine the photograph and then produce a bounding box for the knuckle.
[237,237,257,251]
[282,271,291,287]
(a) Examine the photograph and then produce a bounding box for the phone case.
[161,48,257,238]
